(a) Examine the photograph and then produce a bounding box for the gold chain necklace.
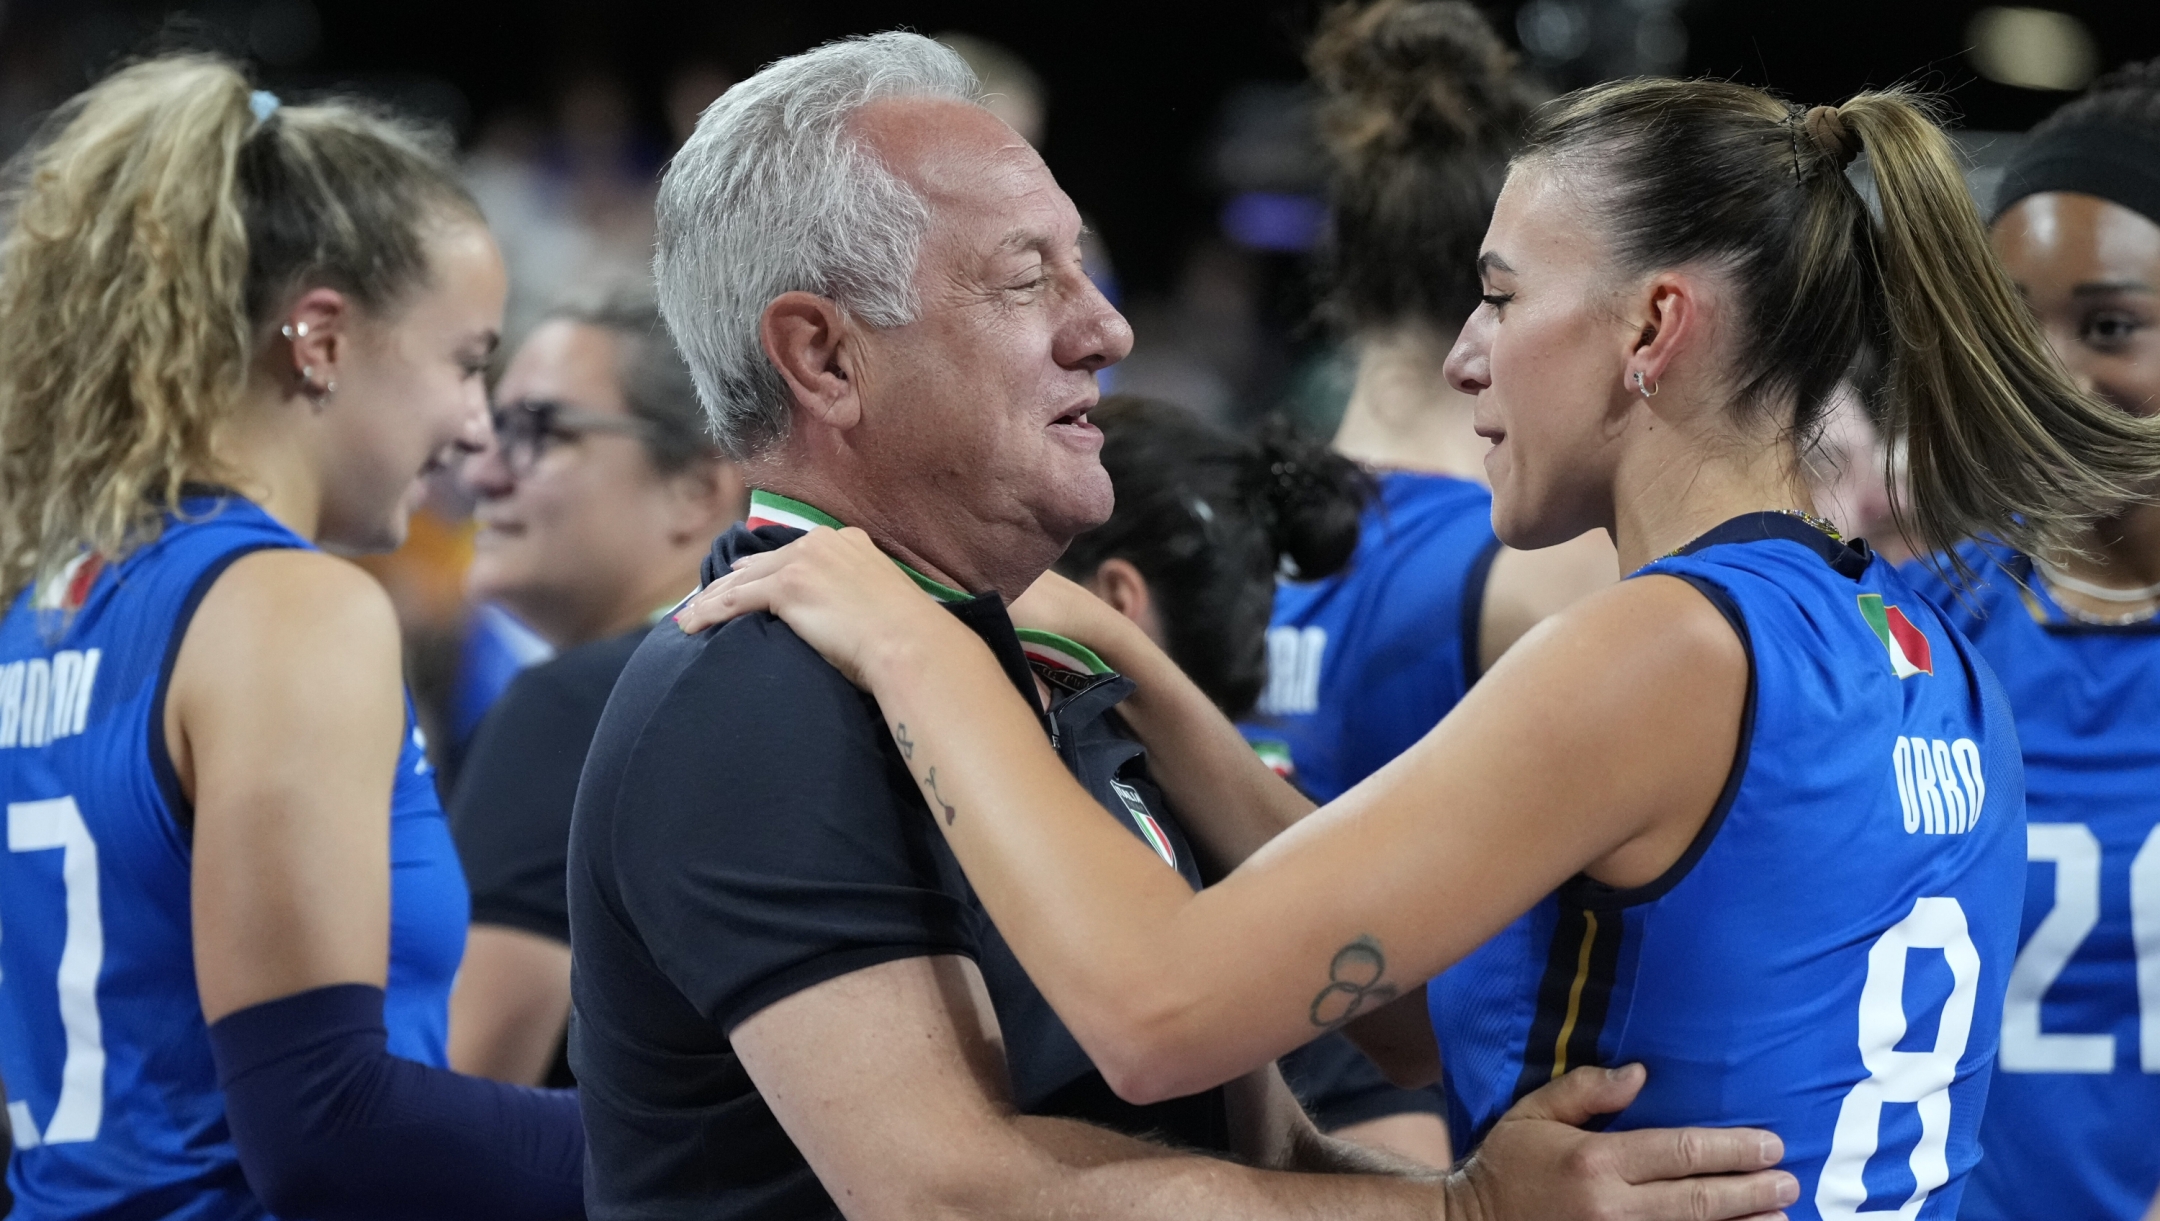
[1658,508,1844,560]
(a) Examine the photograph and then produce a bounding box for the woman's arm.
[1006,573,1318,876]
[172,550,583,1220]
[696,529,1744,1106]
[449,927,573,1085]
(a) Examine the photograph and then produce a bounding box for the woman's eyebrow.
[1478,251,1516,277]
[2071,280,2157,297]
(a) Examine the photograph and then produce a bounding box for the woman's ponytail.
[1838,91,2160,560]
[0,53,479,607]
[0,55,258,604]
[1245,417,1370,581]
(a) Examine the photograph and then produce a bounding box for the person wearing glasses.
[448,289,745,1087]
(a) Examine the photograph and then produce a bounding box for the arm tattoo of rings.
[1308,936,1401,1030]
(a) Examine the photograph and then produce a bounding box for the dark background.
[6,0,2159,298]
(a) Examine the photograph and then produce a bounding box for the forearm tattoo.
[1308,936,1400,1030]
[895,722,958,825]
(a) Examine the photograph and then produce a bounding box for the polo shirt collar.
[746,489,1113,679]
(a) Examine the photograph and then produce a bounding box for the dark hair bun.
[1307,0,1545,331]
[2032,57,2160,137]
[1308,0,1539,174]
[1245,417,1372,581]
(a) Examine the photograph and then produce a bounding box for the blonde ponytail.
[1839,93,2160,560]
[0,55,257,605]
[0,53,480,607]
[1523,80,2160,569]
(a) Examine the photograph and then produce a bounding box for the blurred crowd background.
[4,0,2158,777]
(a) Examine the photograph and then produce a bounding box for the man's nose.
[1054,274,1136,373]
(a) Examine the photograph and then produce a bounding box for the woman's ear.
[1084,557,1166,646]
[759,292,862,432]
[1622,272,1705,400]
[664,457,752,546]
[279,286,350,402]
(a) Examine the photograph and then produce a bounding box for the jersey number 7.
[4,795,107,1147]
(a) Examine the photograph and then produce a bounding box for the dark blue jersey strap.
[207,983,585,1220]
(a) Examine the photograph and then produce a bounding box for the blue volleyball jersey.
[1242,471,1498,800]
[1902,544,2160,1221]
[1430,514,2026,1221]
[0,495,469,1220]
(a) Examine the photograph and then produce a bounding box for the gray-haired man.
[565,31,1796,1220]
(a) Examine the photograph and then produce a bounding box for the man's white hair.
[654,32,982,459]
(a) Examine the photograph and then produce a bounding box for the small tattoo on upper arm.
[895,721,916,760]
[1308,936,1400,1030]
[924,766,957,826]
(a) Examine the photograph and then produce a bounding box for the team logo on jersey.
[1857,594,1932,678]
[1251,739,1296,780]
[1109,778,1177,870]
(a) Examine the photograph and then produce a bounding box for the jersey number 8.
[3,796,107,1147]
[1816,896,1980,1221]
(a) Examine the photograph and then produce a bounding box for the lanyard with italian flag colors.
[745,489,1113,678]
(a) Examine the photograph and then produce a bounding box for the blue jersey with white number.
[1430,515,2026,1221]
[0,495,469,1220]
[1902,543,2160,1221]
[1241,471,1497,800]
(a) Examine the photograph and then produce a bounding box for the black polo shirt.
[566,519,1231,1219]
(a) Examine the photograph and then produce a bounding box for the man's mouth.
[1050,406,1093,429]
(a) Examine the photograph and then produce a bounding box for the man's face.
[845,98,1133,550]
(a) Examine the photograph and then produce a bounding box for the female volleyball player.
[1901,61,2160,1221]
[1248,0,1613,803]
[0,56,582,1218]
[685,80,2160,1218]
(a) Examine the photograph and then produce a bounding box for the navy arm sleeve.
[208,983,585,1220]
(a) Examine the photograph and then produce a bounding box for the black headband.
[1993,117,2160,230]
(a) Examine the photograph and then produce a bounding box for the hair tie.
[1803,105,1858,170]
[249,90,282,127]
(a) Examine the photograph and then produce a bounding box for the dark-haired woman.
[0,58,581,1219]
[1899,61,2160,1221]
[1247,0,1612,801]
[683,78,2160,1218]
[1055,396,1452,1166]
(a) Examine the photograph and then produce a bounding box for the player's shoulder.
[189,547,399,665]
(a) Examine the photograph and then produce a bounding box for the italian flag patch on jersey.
[1858,593,1932,678]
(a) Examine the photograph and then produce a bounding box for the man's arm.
[731,955,1795,1221]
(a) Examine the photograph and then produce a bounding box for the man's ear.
[760,292,862,432]
[1622,271,1705,399]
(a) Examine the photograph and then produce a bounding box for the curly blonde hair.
[0,54,479,605]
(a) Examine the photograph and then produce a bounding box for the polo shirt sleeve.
[607,614,982,1033]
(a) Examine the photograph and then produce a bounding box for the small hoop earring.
[1634,370,1659,398]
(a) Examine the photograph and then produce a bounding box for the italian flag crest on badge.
[1858,593,1932,678]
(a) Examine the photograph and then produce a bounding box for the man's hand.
[1446,1065,1798,1221]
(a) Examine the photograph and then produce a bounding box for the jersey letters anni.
[0,496,468,1220]
[1430,515,2025,1221]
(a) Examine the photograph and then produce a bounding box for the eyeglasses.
[488,398,653,476]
